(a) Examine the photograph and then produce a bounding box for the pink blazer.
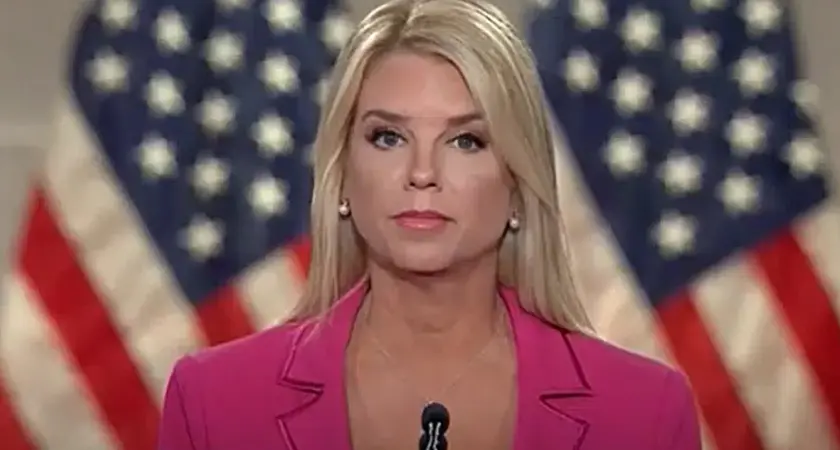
[158,282,701,449]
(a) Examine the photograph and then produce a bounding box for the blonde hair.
[289,0,592,332]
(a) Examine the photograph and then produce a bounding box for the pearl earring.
[338,199,351,218]
[508,214,520,231]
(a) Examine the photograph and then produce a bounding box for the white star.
[249,175,289,217]
[790,80,820,115]
[691,0,726,12]
[675,29,719,73]
[197,91,236,135]
[572,0,608,30]
[100,0,137,32]
[604,130,646,176]
[732,49,776,96]
[620,7,661,52]
[784,132,823,179]
[216,0,251,12]
[259,52,299,94]
[191,156,230,199]
[739,0,783,36]
[610,68,653,115]
[264,0,302,32]
[717,171,761,215]
[564,49,599,92]
[86,50,130,93]
[658,151,703,196]
[180,216,224,261]
[725,110,768,156]
[322,11,354,53]
[205,30,244,73]
[313,75,331,105]
[252,113,294,157]
[652,212,697,258]
[154,8,190,53]
[145,72,184,116]
[668,89,711,135]
[531,0,557,8]
[136,134,177,180]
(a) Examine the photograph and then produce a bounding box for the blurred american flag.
[0,0,351,448]
[530,0,840,449]
[1,0,839,449]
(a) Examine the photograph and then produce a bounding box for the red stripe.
[18,190,159,450]
[657,290,764,450]
[197,285,255,346]
[286,235,311,278]
[196,236,310,344]
[751,229,840,440]
[0,377,36,450]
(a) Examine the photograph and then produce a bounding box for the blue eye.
[451,133,487,151]
[367,129,404,149]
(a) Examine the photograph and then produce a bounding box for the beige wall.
[1,0,839,272]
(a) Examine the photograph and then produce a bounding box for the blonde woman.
[158,0,701,448]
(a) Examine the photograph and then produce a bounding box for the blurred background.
[1,0,839,449]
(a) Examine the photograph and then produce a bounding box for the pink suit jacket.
[158,281,702,449]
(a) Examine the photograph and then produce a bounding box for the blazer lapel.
[271,282,593,450]
[273,279,368,450]
[500,286,593,450]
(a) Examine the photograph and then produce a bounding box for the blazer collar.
[274,280,593,450]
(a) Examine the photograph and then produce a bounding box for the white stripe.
[796,201,840,318]
[552,128,670,363]
[0,273,117,450]
[238,248,304,329]
[42,91,203,402]
[693,256,837,450]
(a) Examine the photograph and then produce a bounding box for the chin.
[384,243,456,275]
[390,254,453,275]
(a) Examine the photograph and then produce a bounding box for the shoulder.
[567,331,680,392]
[157,320,310,448]
[169,319,307,393]
[565,332,701,449]
[173,319,305,382]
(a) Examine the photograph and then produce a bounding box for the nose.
[405,144,440,190]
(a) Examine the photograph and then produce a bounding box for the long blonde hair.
[289,0,592,332]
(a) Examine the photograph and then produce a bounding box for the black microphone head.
[421,402,450,433]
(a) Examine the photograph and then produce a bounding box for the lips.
[393,210,450,220]
[392,210,451,230]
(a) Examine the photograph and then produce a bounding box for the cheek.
[445,166,511,231]
[343,147,400,218]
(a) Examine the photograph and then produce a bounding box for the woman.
[158,0,701,448]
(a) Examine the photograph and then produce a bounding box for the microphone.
[419,402,450,450]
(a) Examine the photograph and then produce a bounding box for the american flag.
[0,0,351,448]
[529,0,840,449]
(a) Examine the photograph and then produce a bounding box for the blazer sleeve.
[157,355,207,450]
[656,370,702,450]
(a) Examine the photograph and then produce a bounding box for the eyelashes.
[366,128,404,148]
[364,127,488,152]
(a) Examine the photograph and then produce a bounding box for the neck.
[362,253,502,355]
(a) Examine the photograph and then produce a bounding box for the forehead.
[356,51,478,118]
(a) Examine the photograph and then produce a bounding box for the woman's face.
[343,50,513,274]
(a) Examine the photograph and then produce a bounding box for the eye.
[450,133,487,152]
[367,128,405,149]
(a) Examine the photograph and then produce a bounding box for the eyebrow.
[359,109,484,127]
